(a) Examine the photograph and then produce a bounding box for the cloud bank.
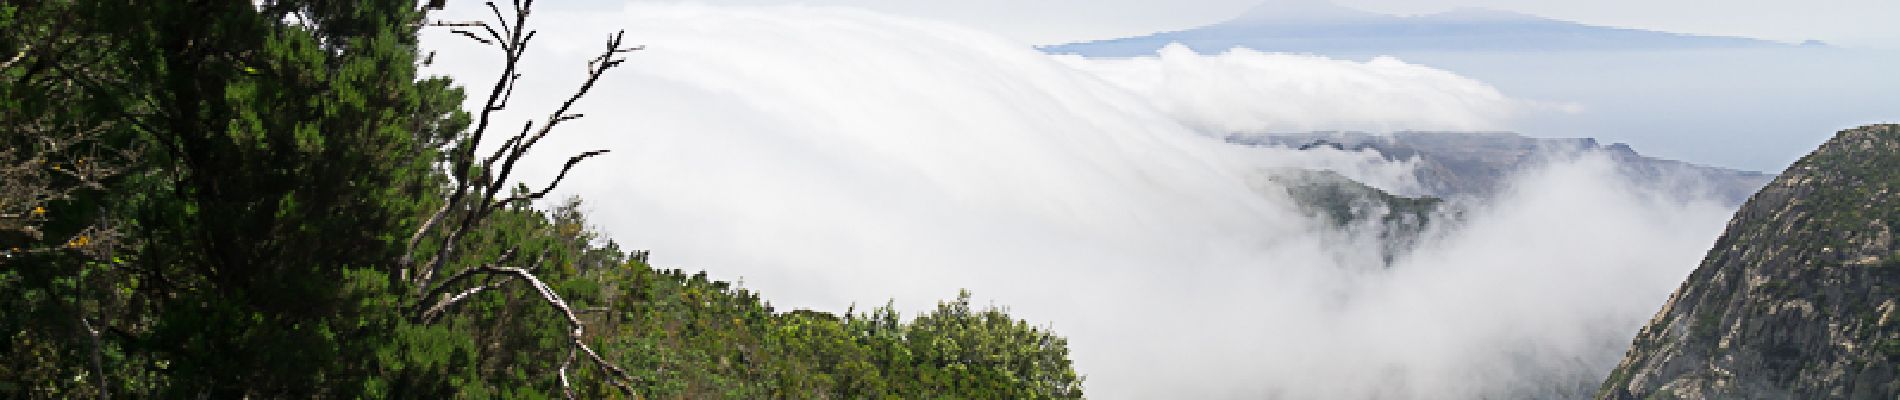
[423,4,1733,398]
[1055,44,1525,134]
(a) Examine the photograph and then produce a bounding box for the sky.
[591,0,1900,49]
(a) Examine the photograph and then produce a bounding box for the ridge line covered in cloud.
[1056,43,1531,134]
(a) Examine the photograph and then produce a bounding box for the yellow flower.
[67,235,90,248]
[31,206,45,216]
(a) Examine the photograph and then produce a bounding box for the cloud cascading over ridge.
[1056,43,1526,134]
[423,3,1733,398]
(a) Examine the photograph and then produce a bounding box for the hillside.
[0,1,1084,398]
[1597,124,1900,399]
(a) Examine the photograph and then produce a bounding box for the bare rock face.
[1596,124,1900,400]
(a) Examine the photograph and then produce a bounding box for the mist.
[422,3,1736,398]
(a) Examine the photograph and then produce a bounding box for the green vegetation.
[1783,126,1900,253]
[1271,168,1444,264]
[1641,389,1679,400]
[1877,339,1900,359]
[1691,309,1723,340]
[1273,169,1442,229]
[0,0,1082,398]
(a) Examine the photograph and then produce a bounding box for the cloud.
[1221,154,1732,398]
[422,3,1733,398]
[1055,44,1526,134]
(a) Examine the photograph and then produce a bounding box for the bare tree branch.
[409,2,636,292]
[417,248,519,320]
[0,43,30,70]
[487,1,514,40]
[494,150,609,206]
[399,202,450,272]
[406,1,530,288]
[404,0,643,396]
[418,275,516,323]
[450,29,492,45]
[559,347,578,400]
[424,265,639,395]
[79,315,110,400]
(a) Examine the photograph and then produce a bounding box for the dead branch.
[419,275,517,323]
[403,1,533,286]
[408,0,632,292]
[559,347,578,400]
[427,265,639,396]
[402,0,643,395]
[494,150,609,206]
[1,43,30,70]
[79,315,110,400]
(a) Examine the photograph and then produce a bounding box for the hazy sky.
[600,0,1900,49]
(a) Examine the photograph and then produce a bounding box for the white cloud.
[1057,44,1525,134]
[1220,154,1732,398]
[423,3,1733,398]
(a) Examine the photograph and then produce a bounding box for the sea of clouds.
[422,3,1734,398]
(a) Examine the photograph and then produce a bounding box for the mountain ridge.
[1232,131,1774,204]
[1597,124,1900,399]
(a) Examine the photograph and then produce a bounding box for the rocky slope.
[1596,124,1900,399]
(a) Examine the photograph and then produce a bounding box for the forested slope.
[0,1,1082,398]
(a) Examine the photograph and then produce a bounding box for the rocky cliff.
[1596,124,1900,399]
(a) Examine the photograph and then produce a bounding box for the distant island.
[1041,0,1803,57]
